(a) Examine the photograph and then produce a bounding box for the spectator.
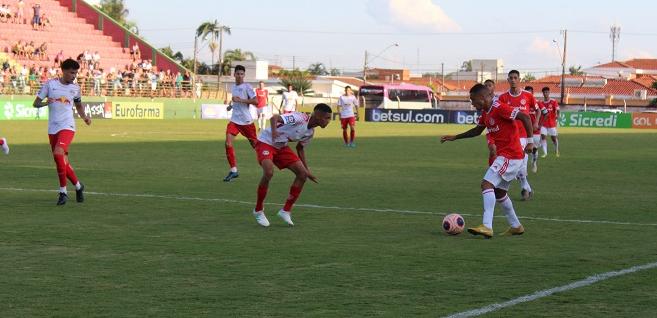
[54,50,64,67]
[31,3,40,30]
[130,43,140,61]
[92,51,101,68]
[35,42,48,61]
[24,41,35,60]
[16,0,25,24]
[0,4,13,23]
[39,12,50,30]
[92,68,103,96]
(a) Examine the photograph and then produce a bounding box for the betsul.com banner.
[0,99,48,120]
[558,112,631,128]
[112,102,163,119]
[365,109,449,124]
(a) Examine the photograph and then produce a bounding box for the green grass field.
[1,119,656,317]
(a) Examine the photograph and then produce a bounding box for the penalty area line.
[1,187,656,227]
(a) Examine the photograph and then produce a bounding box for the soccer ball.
[442,213,465,235]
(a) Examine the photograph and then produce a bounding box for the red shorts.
[226,121,257,142]
[49,129,75,153]
[340,117,356,129]
[255,142,300,170]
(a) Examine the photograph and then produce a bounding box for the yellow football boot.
[467,224,493,238]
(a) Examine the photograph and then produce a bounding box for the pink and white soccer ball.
[442,213,465,235]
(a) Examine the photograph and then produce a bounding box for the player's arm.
[33,83,51,108]
[295,142,318,183]
[516,112,533,153]
[441,125,486,143]
[74,99,91,125]
[33,96,49,108]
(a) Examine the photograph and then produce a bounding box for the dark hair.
[234,65,246,72]
[542,86,550,92]
[469,83,489,96]
[484,79,495,85]
[524,86,534,92]
[508,70,520,77]
[345,85,352,90]
[314,103,332,114]
[61,58,80,70]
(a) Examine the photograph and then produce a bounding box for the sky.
[112,0,657,77]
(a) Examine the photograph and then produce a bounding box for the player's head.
[60,58,80,84]
[234,65,246,84]
[287,84,294,92]
[469,83,494,111]
[507,70,520,89]
[312,103,332,128]
[542,86,550,99]
[524,86,534,93]
[258,81,265,89]
[344,85,353,95]
[484,79,495,91]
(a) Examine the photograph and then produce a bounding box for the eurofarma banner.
[0,99,48,120]
[112,102,164,119]
[558,112,631,128]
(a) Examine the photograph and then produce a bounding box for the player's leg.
[0,137,9,154]
[540,127,548,157]
[50,133,69,205]
[223,123,239,182]
[253,153,274,227]
[495,186,524,235]
[551,129,559,157]
[531,134,541,173]
[277,160,309,226]
[348,118,356,147]
[517,138,532,200]
[340,118,349,146]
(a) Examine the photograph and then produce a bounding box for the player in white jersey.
[33,59,91,205]
[337,86,359,147]
[279,84,298,114]
[0,135,8,155]
[223,65,258,182]
[251,104,332,227]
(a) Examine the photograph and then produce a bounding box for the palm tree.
[222,49,256,75]
[196,20,231,82]
[208,41,218,74]
[307,62,328,75]
[99,0,138,33]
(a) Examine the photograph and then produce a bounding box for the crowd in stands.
[0,1,50,30]
[11,40,48,60]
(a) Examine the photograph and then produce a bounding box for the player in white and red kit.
[223,65,258,182]
[251,104,332,227]
[441,84,533,238]
[524,86,544,173]
[279,84,298,114]
[484,79,497,166]
[255,81,269,131]
[0,136,8,155]
[337,86,359,147]
[538,87,560,157]
[33,59,91,205]
[498,70,536,200]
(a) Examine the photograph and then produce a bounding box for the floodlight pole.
[560,29,568,106]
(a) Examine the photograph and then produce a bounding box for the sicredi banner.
[74,102,112,119]
[558,112,631,128]
[365,109,450,124]
[631,113,657,129]
[0,99,48,120]
[201,104,232,119]
[112,102,163,119]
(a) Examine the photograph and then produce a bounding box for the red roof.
[594,61,633,69]
[477,78,657,97]
[632,75,657,89]
[322,76,367,87]
[624,59,657,70]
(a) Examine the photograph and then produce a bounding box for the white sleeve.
[245,84,256,99]
[281,112,305,126]
[37,81,49,99]
[337,96,344,107]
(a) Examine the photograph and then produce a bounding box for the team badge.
[489,117,495,125]
[262,150,270,156]
[520,99,526,105]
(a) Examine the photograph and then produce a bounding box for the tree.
[651,81,657,90]
[569,65,584,76]
[221,49,256,75]
[196,20,231,81]
[159,46,183,62]
[278,69,313,96]
[522,73,536,82]
[460,60,472,72]
[307,63,328,76]
[329,68,342,76]
[98,0,139,33]
[208,42,218,74]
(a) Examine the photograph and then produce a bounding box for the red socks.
[283,185,303,212]
[225,146,236,169]
[255,184,268,212]
[53,154,67,187]
[342,130,349,144]
[66,163,79,185]
[350,129,355,143]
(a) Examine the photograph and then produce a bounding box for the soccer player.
[484,79,497,165]
[538,87,560,157]
[0,136,8,155]
[524,86,543,173]
[337,86,359,147]
[498,70,536,200]
[252,104,332,227]
[222,65,258,182]
[255,81,269,131]
[279,84,298,114]
[33,58,91,205]
[441,84,533,238]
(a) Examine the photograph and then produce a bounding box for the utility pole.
[610,24,621,62]
[292,56,296,70]
[441,62,445,94]
[217,27,224,88]
[560,29,568,106]
[192,35,198,92]
[362,50,368,84]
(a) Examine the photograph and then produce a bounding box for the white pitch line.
[1,187,657,227]
[443,260,657,318]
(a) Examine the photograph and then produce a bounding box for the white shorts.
[483,156,523,191]
[532,134,541,146]
[541,127,558,136]
[256,107,266,116]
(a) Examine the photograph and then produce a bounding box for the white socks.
[59,187,67,194]
[75,182,82,190]
[541,140,548,154]
[497,195,521,228]
[230,167,238,173]
[482,189,496,228]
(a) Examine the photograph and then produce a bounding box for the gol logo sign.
[632,113,657,129]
